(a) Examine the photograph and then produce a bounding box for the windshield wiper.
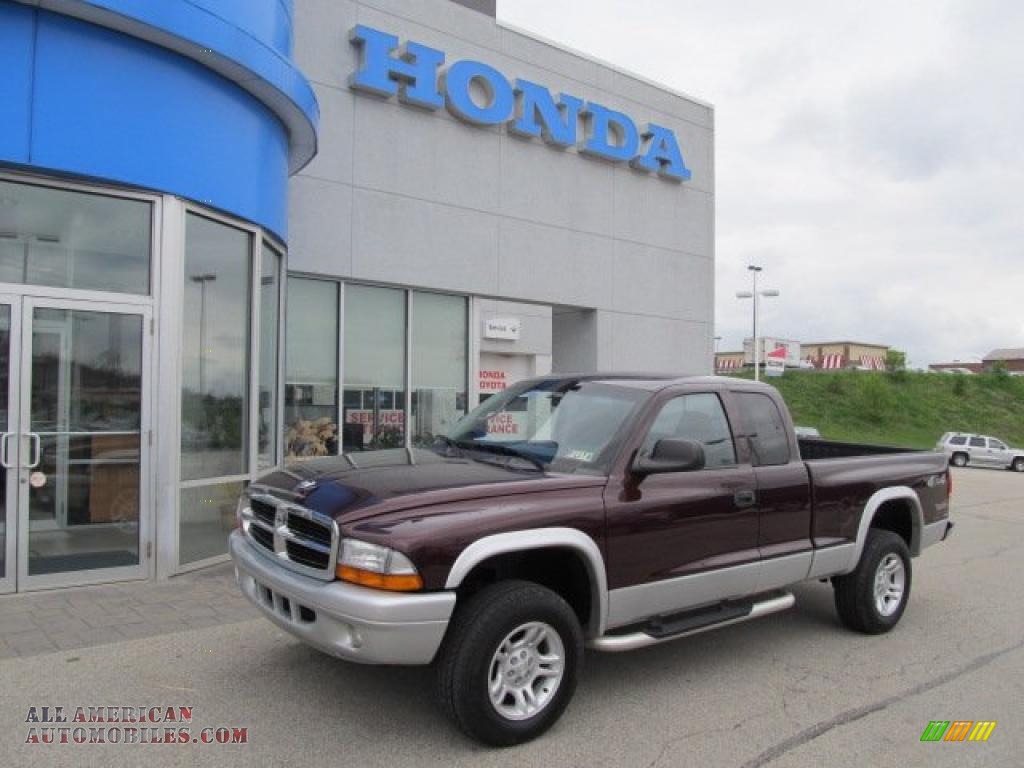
[453,440,547,472]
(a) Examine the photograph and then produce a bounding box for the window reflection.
[179,481,245,565]
[180,214,251,481]
[26,309,144,575]
[285,279,339,458]
[411,292,467,447]
[258,244,281,469]
[343,285,406,452]
[0,180,150,295]
[1,305,9,578]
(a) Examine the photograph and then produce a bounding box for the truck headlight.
[336,539,423,592]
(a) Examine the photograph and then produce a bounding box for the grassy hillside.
[732,370,1024,449]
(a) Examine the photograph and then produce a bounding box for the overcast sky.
[498,0,1024,368]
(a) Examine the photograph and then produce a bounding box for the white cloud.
[498,0,1024,367]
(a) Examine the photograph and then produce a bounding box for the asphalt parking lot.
[1,467,1021,767]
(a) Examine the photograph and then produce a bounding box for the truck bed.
[798,438,926,460]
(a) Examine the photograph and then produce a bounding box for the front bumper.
[229,531,455,665]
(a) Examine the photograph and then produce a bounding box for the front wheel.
[1011,457,1024,473]
[950,452,968,467]
[833,529,912,634]
[434,580,583,746]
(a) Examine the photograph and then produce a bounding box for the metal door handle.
[26,433,41,469]
[0,432,12,469]
[734,489,757,508]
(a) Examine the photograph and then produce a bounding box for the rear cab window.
[735,392,791,466]
[969,437,986,448]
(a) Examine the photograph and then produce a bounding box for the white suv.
[937,432,1024,472]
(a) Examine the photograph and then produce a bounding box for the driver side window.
[639,393,737,468]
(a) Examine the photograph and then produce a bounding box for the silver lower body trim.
[589,592,795,653]
[606,560,761,629]
[920,519,951,551]
[229,531,455,665]
[807,543,857,579]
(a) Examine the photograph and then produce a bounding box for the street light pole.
[735,265,778,383]
[751,267,760,381]
[190,274,217,395]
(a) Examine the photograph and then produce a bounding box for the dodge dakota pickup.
[229,374,953,746]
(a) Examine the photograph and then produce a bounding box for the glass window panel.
[1,304,9,578]
[26,309,144,576]
[258,244,281,469]
[736,392,791,467]
[0,180,150,294]
[640,394,737,468]
[411,292,467,447]
[180,214,251,480]
[343,285,406,452]
[285,278,339,459]
[179,481,245,565]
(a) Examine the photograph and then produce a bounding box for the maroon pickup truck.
[229,374,953,746]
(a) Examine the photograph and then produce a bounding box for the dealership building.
[0,0,714,591]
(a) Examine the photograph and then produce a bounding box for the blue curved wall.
[0,0,319,241]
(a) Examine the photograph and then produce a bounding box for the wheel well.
[455,548,593,630]
[871,500,914,549]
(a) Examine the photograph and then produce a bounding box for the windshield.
[444,379,649,474]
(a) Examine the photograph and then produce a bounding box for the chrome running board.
[589,591,795,653]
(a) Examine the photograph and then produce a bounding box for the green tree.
[885,349,907,372]
[885,349,908,382]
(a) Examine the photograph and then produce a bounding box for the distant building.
[802,341,889,371]
[982,348,1024,374]
[929,362,984,374]
[715,351,745,373]
[715,339,891,373]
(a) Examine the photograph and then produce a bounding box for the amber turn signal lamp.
[336,565,423,592]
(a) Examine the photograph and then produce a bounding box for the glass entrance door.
[2,296,151,591]
[0,295,20,594]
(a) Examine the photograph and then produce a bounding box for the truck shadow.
[251,581,846,750]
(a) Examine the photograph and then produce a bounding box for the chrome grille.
[250,498,277,527]
[240,491,338,580]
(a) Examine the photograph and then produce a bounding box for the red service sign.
[486,412,521,435]
[345,409,405,426]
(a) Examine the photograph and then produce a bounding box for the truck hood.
[250,448,607,525]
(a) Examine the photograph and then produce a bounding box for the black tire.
[434,580,583,747]
[1011,457,1024,473]
[833,529,912,634]
[950,452,968,467]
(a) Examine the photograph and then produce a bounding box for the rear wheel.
[950,452,968,467]
[435,580,583,746]
[833,529,912,634]
[1011,457,1024,473]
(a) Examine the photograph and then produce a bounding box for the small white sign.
[484,317,521,341]
[766,357,786,377]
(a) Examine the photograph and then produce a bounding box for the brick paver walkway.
[0,563,257,659]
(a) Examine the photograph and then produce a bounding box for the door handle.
[0,432,13,469]
[26,433,41,469]
[734,489,757,509]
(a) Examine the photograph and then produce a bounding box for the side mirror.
[633,438,706,476]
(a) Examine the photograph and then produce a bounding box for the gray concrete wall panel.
[290,0,715,374]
